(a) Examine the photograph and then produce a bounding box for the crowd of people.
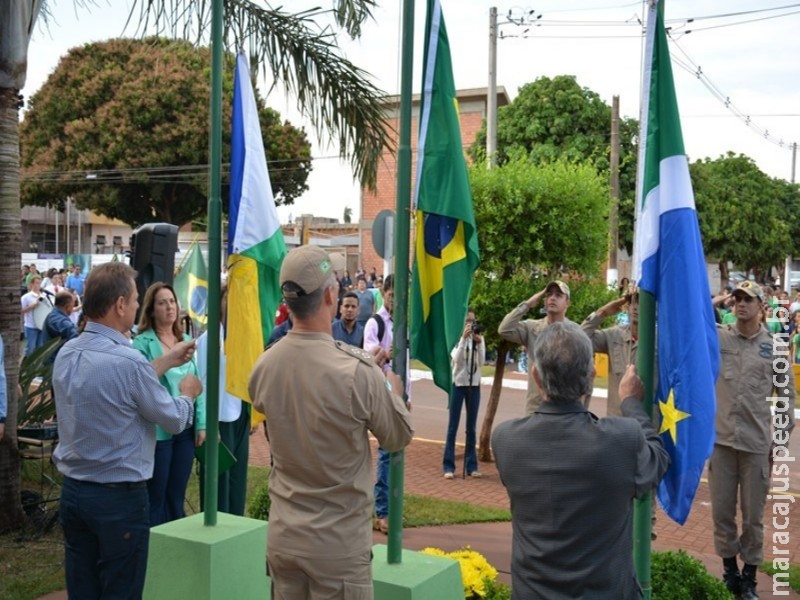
[12,252,798,599]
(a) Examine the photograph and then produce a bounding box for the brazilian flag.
[410,0,480,393]
[174,242,208,330]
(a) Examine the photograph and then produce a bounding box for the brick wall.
[360,90,502,275]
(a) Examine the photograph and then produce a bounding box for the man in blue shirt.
[43,292,79,357]
[332,292,364,347]
[65,264,85,295]
[53,262,202,599]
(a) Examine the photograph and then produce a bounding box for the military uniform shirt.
[716,324,795,454]
[248,331,413,559]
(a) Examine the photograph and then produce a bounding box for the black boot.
[740,564,759,600]
[722,556,741,596]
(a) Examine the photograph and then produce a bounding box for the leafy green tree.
[20,38,311,228]
[691,152,798,287]
[468,156,611,461]
[469,75,639,252]
[0,0,386,533]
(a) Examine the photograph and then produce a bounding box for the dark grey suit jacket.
[492,397,669,599]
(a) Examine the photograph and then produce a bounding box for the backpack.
[367,313,385,345]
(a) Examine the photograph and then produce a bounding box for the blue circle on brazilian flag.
[188,274,208,324]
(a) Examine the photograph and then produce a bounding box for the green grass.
[402,494,510,528]
[760,561,800,593]
[0,466,510,600]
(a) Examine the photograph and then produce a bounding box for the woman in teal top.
[133,282,206,525]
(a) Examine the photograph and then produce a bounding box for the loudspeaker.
[129,223,178,316]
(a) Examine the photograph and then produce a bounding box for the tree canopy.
[468,156,612,460]
[691,152,800,283]
[469,75,639,251]
[20,37,312,227]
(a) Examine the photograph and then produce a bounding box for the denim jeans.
[24,326,44,357]
[59,477,150,600]
[374,447,390,518]
[442,386,481,475]
[148,427,195,526]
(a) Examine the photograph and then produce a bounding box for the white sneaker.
[469,471,483,479]
[443,472,454,480]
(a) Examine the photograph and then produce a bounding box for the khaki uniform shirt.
[498,303,574,415]
[248,331,413,559]
[716,324,795,454]
[581,312,637,417]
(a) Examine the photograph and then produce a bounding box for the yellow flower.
[420,546,498,598]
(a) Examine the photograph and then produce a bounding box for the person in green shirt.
[133,282,206,526]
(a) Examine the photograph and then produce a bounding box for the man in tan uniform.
[248,245,414,600]
[581,289,641,416]
[498,280,574,415]
[711,280,795,599]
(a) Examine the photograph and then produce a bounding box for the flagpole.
[203,0,223,527]
[632,0,659,594]
[634,290,655,598]
[387,0,415,565]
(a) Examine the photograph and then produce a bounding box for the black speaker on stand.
[128,223,178,322]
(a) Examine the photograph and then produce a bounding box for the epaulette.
[334,340,375,365]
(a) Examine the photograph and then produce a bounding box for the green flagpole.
[633,290,656,596]
[203,0,223,527]
[387,0,415,565]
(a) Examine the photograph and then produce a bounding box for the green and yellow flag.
[410,0,480,392]
[174,242,208,330]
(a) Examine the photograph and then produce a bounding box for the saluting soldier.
[249,245,413,600]
[711,280,795,599]
[498,280,574,415]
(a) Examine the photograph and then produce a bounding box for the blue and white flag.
[632,1,719,525]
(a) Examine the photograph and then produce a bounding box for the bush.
[652,550,733,599]
[247,481,271,521]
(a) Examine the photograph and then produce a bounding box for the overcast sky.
[24,1,800,224]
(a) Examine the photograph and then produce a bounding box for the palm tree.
[0,0,389,532]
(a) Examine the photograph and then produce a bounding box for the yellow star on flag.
[659,391,691,444]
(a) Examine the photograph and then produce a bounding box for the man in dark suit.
[492,321,669,599]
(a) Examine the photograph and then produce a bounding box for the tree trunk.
[719,259,728,294]
[478,340,512,462]
[0,86,25,531]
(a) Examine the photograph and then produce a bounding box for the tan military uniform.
[710,324,795,565]
[498,303,574,415]
[581,312,639,416]
[248,331,413,596]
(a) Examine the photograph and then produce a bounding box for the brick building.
[359,86,510,274]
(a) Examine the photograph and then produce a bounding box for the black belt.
[68,477,147,490]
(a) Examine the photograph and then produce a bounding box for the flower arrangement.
[421,546,505,599]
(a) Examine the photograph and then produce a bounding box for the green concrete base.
[143,512,269,600]
[372,544,465,600]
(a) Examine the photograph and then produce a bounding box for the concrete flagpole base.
[143,512,269,599]
[371,544,465,599]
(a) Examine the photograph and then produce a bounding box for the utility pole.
[487,7,497,167]
[608,95,620,285]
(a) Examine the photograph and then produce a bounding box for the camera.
[471,321,484,335]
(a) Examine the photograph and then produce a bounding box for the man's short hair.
[284,274,335,320]
[342,291,359,302]
[533,321,594,404]
[54,291,75,309]
[383,274,394,292]
[82,262,137,319]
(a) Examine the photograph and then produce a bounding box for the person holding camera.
[443,310,485,479]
